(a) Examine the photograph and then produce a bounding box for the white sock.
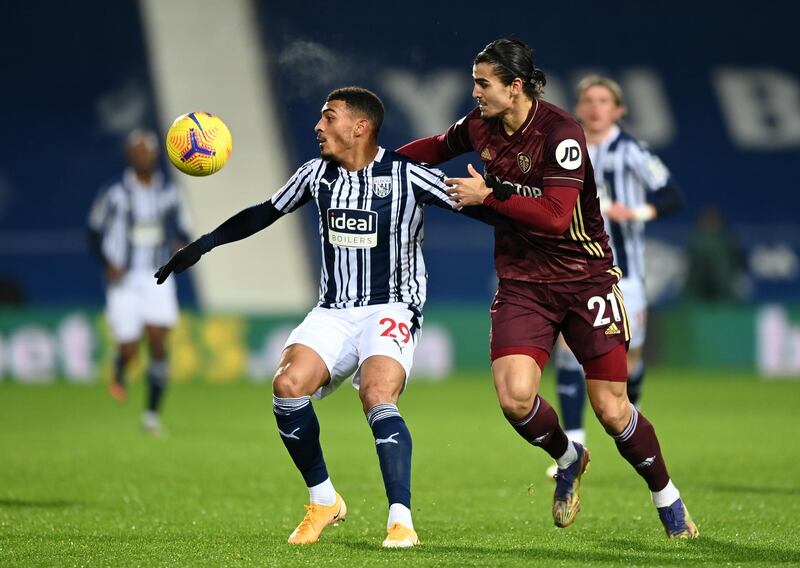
[308,478,336,506]
[556,441,578,469]
[387,503,413,530]
[651,480,681,508]
[565,428,586,446]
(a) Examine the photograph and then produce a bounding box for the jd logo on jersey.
[372,176,393,198]
[328,208,378,248]
[555,139,582,170]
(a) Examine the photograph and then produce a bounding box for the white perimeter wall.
[139,0,314,313]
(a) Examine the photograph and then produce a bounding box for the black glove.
[154,242,202,284]
[484,174,515,202]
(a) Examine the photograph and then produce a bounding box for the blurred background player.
[87,129,191,435]
[684,205,746,304]
[551,75,685,456]
[399,38,698,538]
[154,87,496,548]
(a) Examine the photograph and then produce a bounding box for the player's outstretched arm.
[396,110,475,165]
[154,201,285,284]
[446,164,578,235]
[397,134,455,165]
[407,162,508,227]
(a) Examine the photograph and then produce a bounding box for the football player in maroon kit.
[397,37,697,538]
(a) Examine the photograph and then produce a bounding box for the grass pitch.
[1,369,799,566]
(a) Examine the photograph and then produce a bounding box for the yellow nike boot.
[382,523,419,548]
[287,493,347,544]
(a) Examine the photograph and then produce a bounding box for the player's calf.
[146,357,168,415]
[506,395,571,461]
[612,402,699,538]
[366,403,417,547]
[627,360,646,407]
[613,404,670,492]
[108,351,133,402]
[273,395,331,494]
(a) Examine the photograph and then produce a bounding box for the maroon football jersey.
[446,100,613,283]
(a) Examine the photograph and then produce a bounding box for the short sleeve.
[627,144,671,191]
[407,163,455,209]
[88,186,112,230]
[270,159,319,213]
[444,108,480,155]
[542,120,586,190]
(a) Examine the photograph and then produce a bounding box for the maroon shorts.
[490,270,630,368]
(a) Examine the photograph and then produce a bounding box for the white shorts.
[284,303,421,399]
[555,276,647,370]
[106,270,179,343]
[618,277,647,351]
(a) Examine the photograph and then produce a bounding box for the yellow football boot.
[382,522,419,548]
[287,493,347,544]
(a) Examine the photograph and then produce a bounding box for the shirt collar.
[596,124,621,149]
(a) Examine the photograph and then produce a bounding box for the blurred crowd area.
[0,1,797,378]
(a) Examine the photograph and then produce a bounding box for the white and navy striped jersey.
[270,147,454,311]
[88,168,191,271]
[589,125,672,283]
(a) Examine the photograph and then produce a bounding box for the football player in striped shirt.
[155,87,498,547]
[552,75,684,459]
[88,129,191,435]
[398,38,697,538]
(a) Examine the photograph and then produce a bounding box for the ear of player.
[166,112,232,176]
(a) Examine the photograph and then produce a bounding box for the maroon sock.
[614,405,670,491]
[506,396,569,460]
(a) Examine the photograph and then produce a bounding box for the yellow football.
[165,112,232,176]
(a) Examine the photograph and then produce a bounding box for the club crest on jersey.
[327,208,378,248]
[517,152,532,173]
[371,176,393,198]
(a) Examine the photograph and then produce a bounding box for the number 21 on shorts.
[587,293,623,327]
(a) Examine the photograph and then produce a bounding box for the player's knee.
[496,388,535,420]
[149,346,167,360]
[119,343,138,362]
[148,338,167,359]
[493,368,538,419]
[358,383,397,412]
[494,377,536,419]
[272,366,309,398]
[592,398,630,434]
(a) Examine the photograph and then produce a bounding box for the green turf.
[1,369,799,567]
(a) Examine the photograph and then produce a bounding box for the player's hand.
[484,174,516,201]
[445,164,492,208]
[606,202,635,222]
[154,242,202,284]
